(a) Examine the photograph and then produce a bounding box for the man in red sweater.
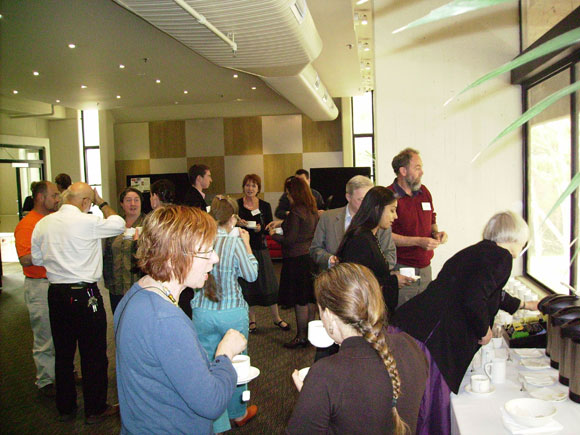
[14,180,61,397]
[388,148,448,307]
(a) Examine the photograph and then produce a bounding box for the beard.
[405,175,422,192]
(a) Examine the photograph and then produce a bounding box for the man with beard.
[388,148,447,306]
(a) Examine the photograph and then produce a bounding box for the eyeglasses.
[184,248,215,260]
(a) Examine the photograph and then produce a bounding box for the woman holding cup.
[103,187,145,314]
[287,263,428,434]
[392,211,539,434]
[114,205,246,434]
[191,195,259,431]
[237,174,289,333]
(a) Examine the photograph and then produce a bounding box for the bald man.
[31,182,124,424]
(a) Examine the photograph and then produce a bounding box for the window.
[352,91,375,178]
[524,61,578,294]
[80,110,102,216]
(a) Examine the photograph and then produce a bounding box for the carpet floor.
[0,261,316,434]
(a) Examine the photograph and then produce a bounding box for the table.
[450,346,580,434]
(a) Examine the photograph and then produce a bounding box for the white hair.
[483,211,529,245]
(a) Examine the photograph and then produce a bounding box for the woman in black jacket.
[392,211,538,435]
[336,186,412,314]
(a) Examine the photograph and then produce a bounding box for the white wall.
[374,0,524,276]
[48,117,82,183]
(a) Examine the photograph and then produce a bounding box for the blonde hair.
[345,175,374,195]
[483,210,529,245]
[137,205,217,283]
[210,195,239,226]
[314,263,410,435]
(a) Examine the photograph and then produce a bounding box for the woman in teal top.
[191,195,259,432]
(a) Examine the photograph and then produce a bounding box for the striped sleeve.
[234,239,258,283]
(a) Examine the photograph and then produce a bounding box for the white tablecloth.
[450,346,580,434]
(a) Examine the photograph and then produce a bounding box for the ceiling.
[0,0,374,123]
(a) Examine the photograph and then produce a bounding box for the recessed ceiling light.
[56,99,61,103]
[356,0,368,5]
[361,15,368,25]
[0,14,3,19]
[174,101,179,104]
[119,64,125,69]
[33,71,39,76]
[156,79,161,84]
[68,43,76,49]
[81,85,87,89]
[116,95,121,99]
[13,90,18,94]
[363,43,370,52]
[233,74,238,78]
[183,90,188,94]
[251,86,257,90]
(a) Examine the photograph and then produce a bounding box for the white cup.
[246,221,257,228]
[275,227,283,235]
[484,357,507,384]
[124,227,136,239]
[492,337,503,349]
[399,267,415,278]
[232,355,250,380]
[308,320,334,348]
[471,374,491,393]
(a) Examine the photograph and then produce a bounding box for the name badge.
[421,202,431,211]
[251,208,261,216]
[206,206,211,213]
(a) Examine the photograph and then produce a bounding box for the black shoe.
[39,383,56,398]
[274,320,291,331]
[284,337,308,349]
[58,409,77,422]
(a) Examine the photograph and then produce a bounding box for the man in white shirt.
[31,182,125,424]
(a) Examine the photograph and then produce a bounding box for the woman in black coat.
[392,211,538,435]
[336,187,413,314]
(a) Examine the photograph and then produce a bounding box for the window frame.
[351,90,376,180]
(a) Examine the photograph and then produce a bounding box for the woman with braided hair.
[286,263,428,434]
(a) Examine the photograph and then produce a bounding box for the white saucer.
[513,348,544,359]
[237,366,260,385]
[520,358,550,370]
[521,373,557,387]
[528,387,568,402]
[298,367,310,382]
[465,384,496,396]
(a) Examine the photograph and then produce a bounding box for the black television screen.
[310,167,371,210]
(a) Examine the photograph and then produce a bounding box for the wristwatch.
[98,201,108,209]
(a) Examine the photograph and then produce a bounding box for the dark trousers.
[109,292,124,315]
[48,283,108,416]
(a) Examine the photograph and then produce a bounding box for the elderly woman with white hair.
[392,211,539,435]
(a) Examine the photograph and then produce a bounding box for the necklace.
[142,283,178,306]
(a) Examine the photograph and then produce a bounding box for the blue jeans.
[192,307,249,433]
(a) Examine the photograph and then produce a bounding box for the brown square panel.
[115,160,150,199]
[223,117,263,155]
[263,153,303,193]
[186,156,225,196]
[302,114,342,153]
[149,121,186,158]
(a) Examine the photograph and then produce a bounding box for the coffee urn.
[560,319,580,387]
[538,295,579,358]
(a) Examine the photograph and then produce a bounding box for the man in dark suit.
[183,164,212,211]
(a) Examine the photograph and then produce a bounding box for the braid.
[357,320,409,435]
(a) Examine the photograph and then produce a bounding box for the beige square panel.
[302,115,343,153]
[262,114,303,155]
[115,123,150,161]
[185,118,225,157]
[224,117,263,155]
[224,155,264,195]
[264,192,283,209]
[149,121,186,159]
[186,156,225,195]
[263,153,302,193]
[115,160,150,200]
[149,157,188,174]
[302,152,344,173]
